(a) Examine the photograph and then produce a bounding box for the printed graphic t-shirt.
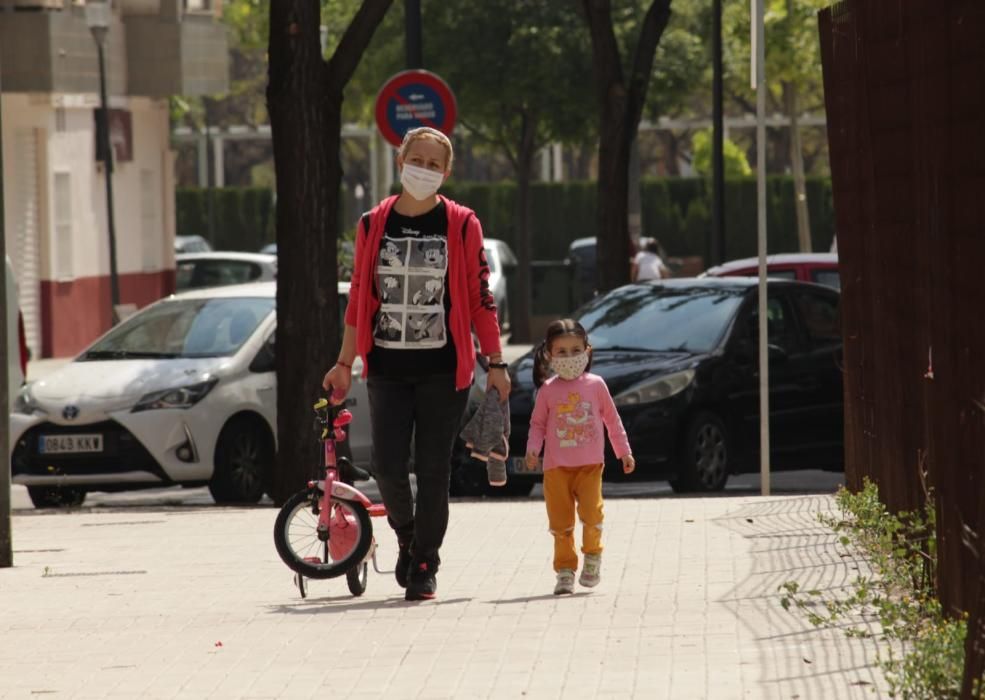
[368,201,457,377]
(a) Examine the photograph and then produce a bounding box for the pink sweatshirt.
[526,373,632,470]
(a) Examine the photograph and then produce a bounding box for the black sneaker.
[405,562,437,601]
[395,540,412,589]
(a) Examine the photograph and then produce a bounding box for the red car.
[701,253,840,290]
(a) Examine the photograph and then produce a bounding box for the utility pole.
[711,0,726,266]
[753,0,771,496]
[405,0,422,68]
[1,50,12,568]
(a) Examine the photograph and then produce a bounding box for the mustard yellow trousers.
[543,464,604,571]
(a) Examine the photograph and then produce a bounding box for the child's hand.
[621,454,636,474]
[525,452,540,471]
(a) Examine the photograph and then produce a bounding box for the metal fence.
[819,1,985,695]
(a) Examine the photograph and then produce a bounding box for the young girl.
[526,319,635,595]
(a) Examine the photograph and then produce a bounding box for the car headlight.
[613,369,695,407]
[132,379,218,412]
[14,384,41,415]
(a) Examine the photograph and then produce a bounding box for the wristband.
[336,359,352,370]
[488,361,509,370]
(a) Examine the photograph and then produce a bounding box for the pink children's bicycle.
[273,397,388,598]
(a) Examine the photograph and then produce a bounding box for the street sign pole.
[0,53,12,567]
[753,0,771,496]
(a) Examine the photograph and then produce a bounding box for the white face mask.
[400,163,445,201]
[551,352,589,381]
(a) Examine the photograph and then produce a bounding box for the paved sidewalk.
[0,494,886,699]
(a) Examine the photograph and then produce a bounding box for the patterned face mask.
[551,351,589,380]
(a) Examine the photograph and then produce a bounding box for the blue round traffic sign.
[375,70,458,147]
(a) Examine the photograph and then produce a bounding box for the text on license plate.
[39,434,104,454]
[509,456,540,474]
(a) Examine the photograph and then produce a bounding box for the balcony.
[0,0,228,97]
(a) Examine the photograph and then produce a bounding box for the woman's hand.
[487,367,511,402]
[525,452,540,471]
[621,454,636,475]
[322,363,352,403]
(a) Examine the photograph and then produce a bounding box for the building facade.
[1,0,227,357]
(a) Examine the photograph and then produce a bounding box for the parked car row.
[503,277,844,493]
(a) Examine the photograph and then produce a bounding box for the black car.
[505,278,843,492]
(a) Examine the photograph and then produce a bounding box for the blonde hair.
[398,127,454,172]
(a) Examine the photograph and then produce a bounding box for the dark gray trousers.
[366,373,469,569]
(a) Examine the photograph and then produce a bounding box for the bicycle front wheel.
[274,489,373,580]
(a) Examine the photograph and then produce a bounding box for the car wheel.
[27,486,86,509]
[449,439,488,498]
[209,416,273,504]
[671,411,730,493]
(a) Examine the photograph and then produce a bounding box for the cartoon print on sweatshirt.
[375,235,449,349]
[406,313,445,342]
[554,392,598,448]
[380,240,408,268]
[409,276,444,306]
[374,311,404,343]
[380,275,404,304]
[408,239,447,270]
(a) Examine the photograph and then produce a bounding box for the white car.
[483,239,516,331]
[175,252,277,292]
[9,281,373,509]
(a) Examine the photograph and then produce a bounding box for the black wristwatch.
[488,361,509,370]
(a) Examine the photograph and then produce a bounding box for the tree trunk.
[266,0,393,504]
[581,0,671,293]
[784,81,812,252]
[267,0,337,504]
[596,116,633,292]
[510,115,537,344]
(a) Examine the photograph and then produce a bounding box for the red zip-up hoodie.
[344,195,502,391]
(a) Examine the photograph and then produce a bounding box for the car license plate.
[39,434,104,454]
[509,456,540,474]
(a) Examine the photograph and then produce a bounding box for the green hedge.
[177,177,835,261]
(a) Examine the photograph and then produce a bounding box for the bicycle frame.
[309,401,384,540]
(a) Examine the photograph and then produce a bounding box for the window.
[83,297,274,359]
[811,269,841,290]
[791,289,841,346]
[191,261,261,289]
[741,293,800,353]
[53,172,73,280]
[175,262,196,292]
[576,285,745,353]
[140,169,158,271]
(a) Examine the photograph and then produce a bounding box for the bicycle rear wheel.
[274,489,373,580]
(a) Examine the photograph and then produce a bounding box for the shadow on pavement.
[266,596,474,615]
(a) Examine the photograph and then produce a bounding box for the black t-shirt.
[367,201,457,377]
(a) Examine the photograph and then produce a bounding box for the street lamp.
[86,0,120,322]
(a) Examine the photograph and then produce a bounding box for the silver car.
[176,252,278,292]
[483,238,517,332]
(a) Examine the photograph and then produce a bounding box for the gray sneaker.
[554,568,575,595]
[579,553,601,588]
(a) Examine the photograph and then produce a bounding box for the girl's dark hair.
[533,318,593,387]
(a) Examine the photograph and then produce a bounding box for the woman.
[323,126,510,602]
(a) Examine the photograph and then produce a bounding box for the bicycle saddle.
[338,457,372,483]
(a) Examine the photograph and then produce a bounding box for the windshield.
[82,297,274,360]
[576,285,745,353]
